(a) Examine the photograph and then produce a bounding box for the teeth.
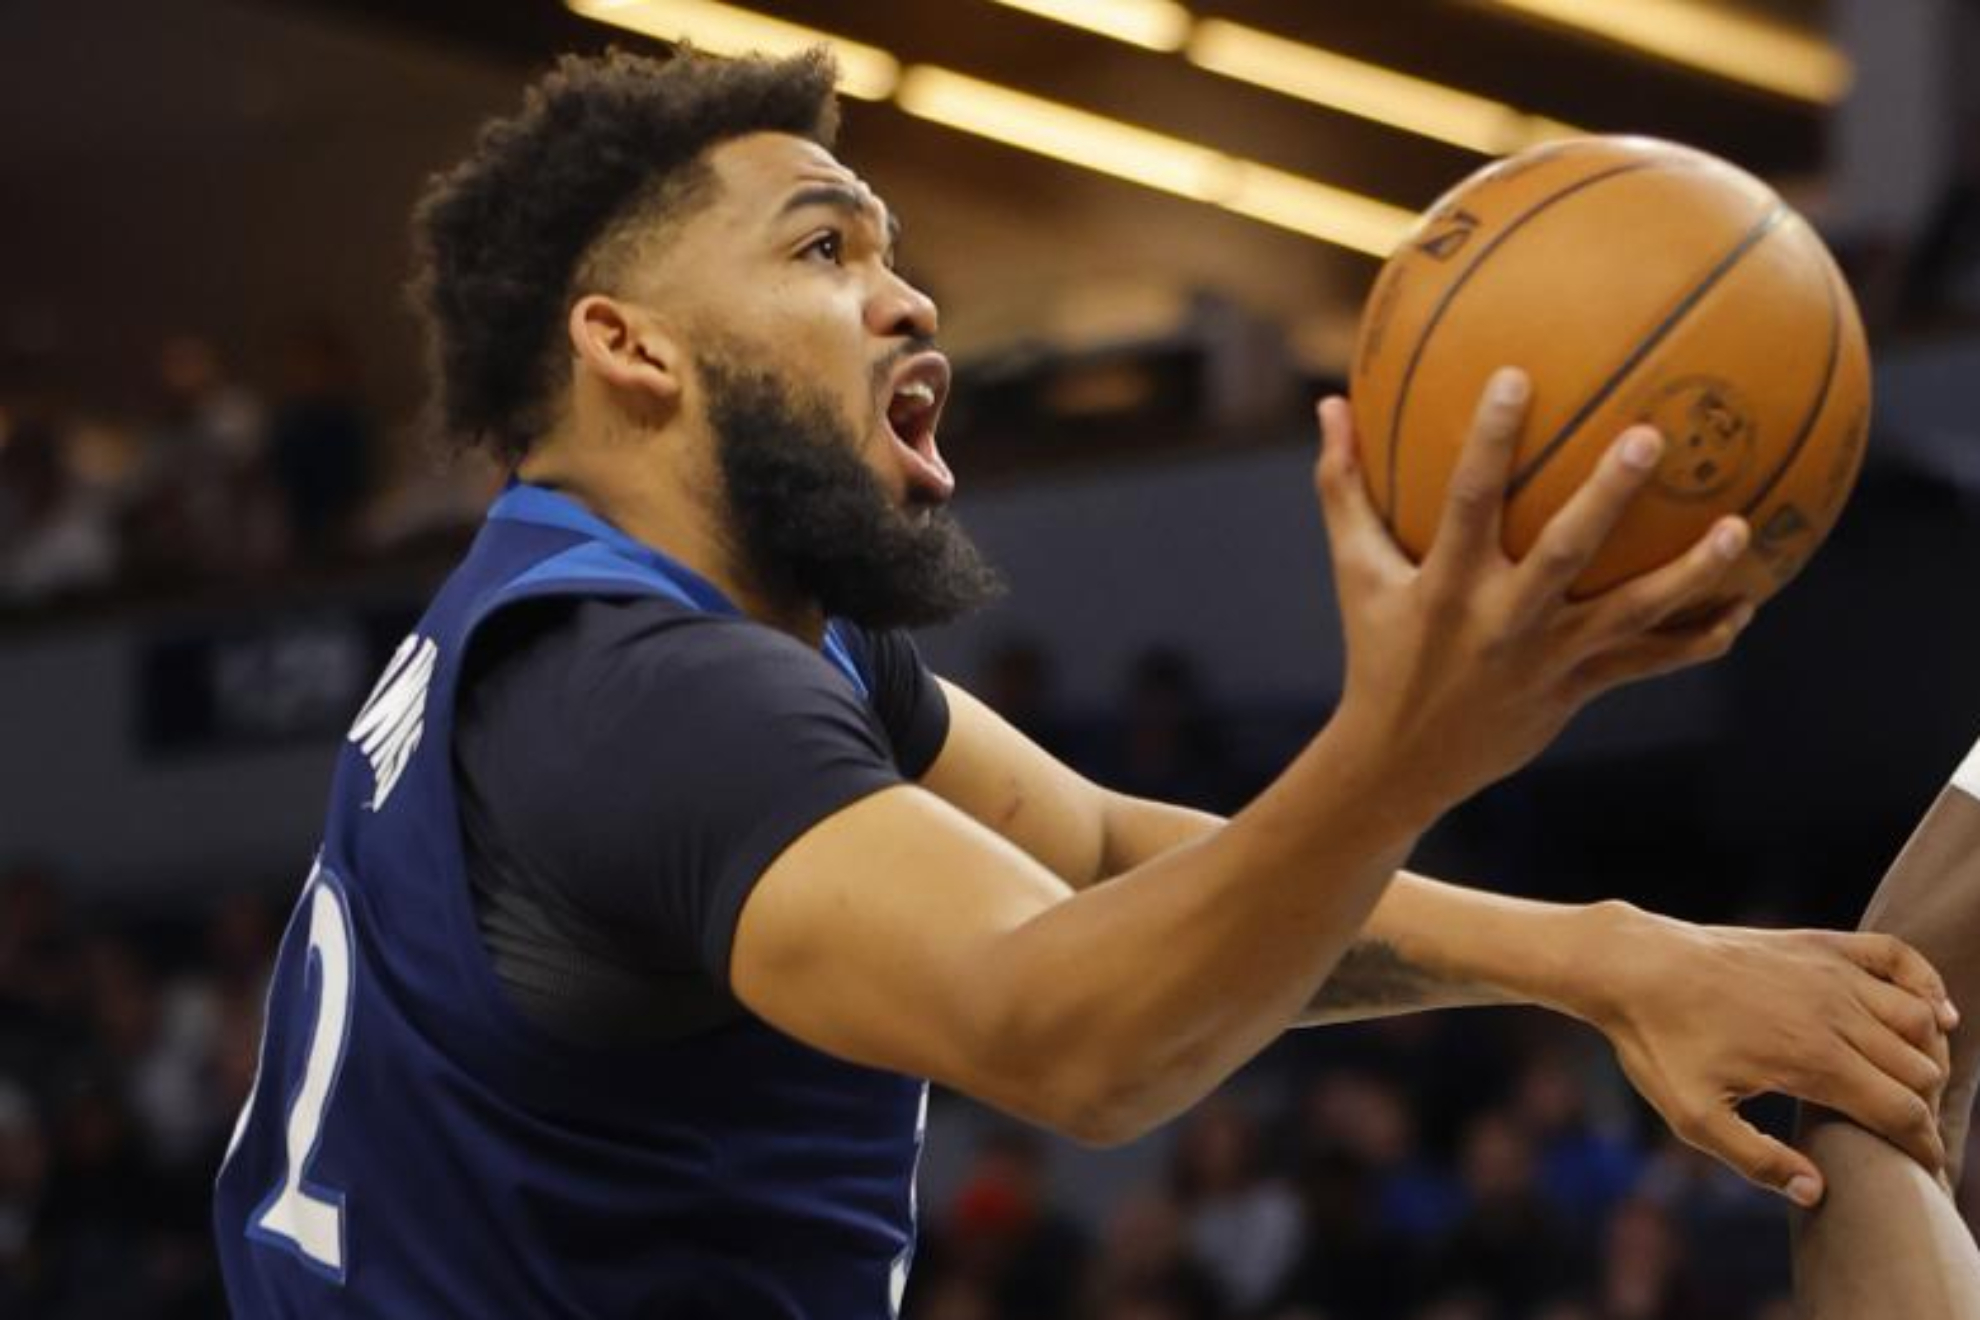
[896,381,936,406]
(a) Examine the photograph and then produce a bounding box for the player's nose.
[869,270,938,341]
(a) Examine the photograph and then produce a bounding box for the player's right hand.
[1314,367,1756,814]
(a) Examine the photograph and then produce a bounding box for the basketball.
[1350,135,1871,603]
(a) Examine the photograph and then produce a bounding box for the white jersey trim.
[1954,731,1980,801]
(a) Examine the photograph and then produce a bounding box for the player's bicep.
[729,782,1076,1120]
[919,678,1111,887]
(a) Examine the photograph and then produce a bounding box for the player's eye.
[801,230,844,265]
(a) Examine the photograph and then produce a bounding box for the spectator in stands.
[126,334,282,586]
[1511,1045,1644,1227]
[0,414,118,603]
[1429,1109,1584,1312]
[1097,1284,1220,1320]
[927,1125,1089,1320]
[1104,647,1242,812]
[267,323,373,561]
[1589,1197,1715,1320]
[1531,1301,1598,1320]
[975,636,1080,764]
[909,1272,1000,1320]
[355,431,502,558]
[37,1064,156,1312]
[1404,1289,1495,1320]
[1271,1147,1417,1320]
[1170,1095,1305,1314]
[1297,1067,1462,1243]
[0,866,82,1019]
[0,1081,49,1315]
[0,865,272,1318]
[1083,1190,1225,1320]
[1634,1132,1787,1307]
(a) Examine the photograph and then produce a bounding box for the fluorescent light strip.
[896,66,1234,202]
[980,3,1583,156]
[979,0,1191,53]
[1476,0,1851,105]
[1225,162,1421,257]
[563,3,1418,256]
[896,67,1415,257]
[1188,19,1581,156]
[565,0,900,100]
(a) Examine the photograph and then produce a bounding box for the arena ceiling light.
[564,0,902,100]
[978,3,1580,157]
[564,3,1417,257]
[1186,19,1582,156]
[895,66,1233,203]
[978,0,1191,52]
[1224,161,1421,256]
[1474,0,1852,105]
[895,67,1416,257]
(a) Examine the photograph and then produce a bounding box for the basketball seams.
[1381,158,1670,533]
[1739,234,1842,518]
[1505,204,1789,499]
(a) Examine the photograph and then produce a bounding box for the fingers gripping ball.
[1351,136,1871,603]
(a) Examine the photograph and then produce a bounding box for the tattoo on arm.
[1301,938,1508,1026]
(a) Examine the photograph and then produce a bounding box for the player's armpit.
[922,679,1226,890]
[918,680,1112,888]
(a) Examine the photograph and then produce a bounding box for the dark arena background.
[3,1,1979,1317]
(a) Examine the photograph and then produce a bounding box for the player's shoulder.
[470,593,861,708]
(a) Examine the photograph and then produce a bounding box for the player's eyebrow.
[777,183,902,258]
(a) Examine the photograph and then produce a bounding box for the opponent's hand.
[1314,369,1755,812]
[1588,906,1959,1206]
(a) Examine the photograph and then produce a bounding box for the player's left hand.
[1585,907,1958,1207]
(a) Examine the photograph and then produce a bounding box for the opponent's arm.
[733,375,1753,1147]
[1790,750,1980,1319]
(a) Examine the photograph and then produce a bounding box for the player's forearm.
[1297,875,1633,1025]
[1096,793,1613,1026]
[983,716,1430,1142]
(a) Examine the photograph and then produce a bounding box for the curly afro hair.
[408,46,841,464]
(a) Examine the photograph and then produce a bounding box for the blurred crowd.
[0,331,495,613]
[907,1007,1980,1320]
[0,866,275,1317]
[920,1039,1685,1320]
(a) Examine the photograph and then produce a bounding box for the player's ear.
[568,294,683,411]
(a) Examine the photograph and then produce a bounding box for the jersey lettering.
[348,634,438,809]
[245,868,357,1281]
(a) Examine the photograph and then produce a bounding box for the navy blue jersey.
[215,484,929,1317]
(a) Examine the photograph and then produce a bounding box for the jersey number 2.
[248,867,355,1280]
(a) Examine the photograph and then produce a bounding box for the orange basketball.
[1350,136,1870,604]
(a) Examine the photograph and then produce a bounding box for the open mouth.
[882,352,956,503]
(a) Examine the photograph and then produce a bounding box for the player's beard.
[696,345,1004,631]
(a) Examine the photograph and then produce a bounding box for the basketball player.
[1793,733,1980,1317]
[213,49,1957,1316]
